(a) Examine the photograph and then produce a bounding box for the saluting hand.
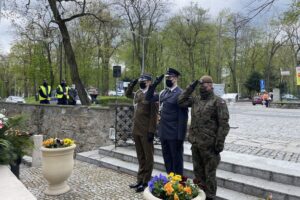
[153,74,164,88]
[190,80,199,90]
[131,78,139,86]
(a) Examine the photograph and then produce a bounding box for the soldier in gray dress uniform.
[146,68,188,175]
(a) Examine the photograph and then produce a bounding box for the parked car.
[281,94,299,101]
[5,96,26,103]
[108,90,124,96]
[252,96,263,105]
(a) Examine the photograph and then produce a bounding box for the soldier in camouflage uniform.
[125,74,158,193]
[178,75,230,200]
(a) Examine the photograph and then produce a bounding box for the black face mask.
[43,82,48,87]
[139,82,146,89]
[61,83,66,87]
[166,80,173,88]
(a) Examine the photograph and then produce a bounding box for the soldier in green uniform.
[178,75,230,200]
[125,74,158,193]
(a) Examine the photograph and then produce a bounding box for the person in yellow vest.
[38,79,51,104]
[56,80,69,105]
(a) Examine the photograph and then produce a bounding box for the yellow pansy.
[174,193,179,200]
[173,175,182,182]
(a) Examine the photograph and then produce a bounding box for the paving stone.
[20,161,143,200]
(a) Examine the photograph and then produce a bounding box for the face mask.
[139,82,146,89]
[166,79,173,88]
[43,82,47,86]
[61,82,66,87]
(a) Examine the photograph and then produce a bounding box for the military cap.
[139,73,152,81]
[199,75,213,84]
[165,68,180,77]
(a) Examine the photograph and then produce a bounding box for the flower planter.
[143,187,206,200]
[41,144,76,195]
[9,156,22,179]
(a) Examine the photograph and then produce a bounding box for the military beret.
[139,73,152,81]
[165,68,180,77]
[199,75,213,84]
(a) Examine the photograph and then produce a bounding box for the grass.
[24,96,38,104]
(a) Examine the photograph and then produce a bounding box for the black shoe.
[129,182,142,189]
[135,184,147,193]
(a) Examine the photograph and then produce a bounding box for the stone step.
[99,144,300,186]
[97,145,300,199]
[76,150,259,200]
[127,143,300,187]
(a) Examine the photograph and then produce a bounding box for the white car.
[281,94,298,100]
[108,90,124,96]
[5,96,26,103]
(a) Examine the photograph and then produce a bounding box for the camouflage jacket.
[178,86,230,150]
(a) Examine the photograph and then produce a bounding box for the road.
[224,102,300,162]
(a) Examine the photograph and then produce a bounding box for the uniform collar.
[140,88,149,94]
[167,85,178,92]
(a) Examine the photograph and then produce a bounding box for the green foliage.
[98,96,132,106]
[244,71,262,94]
[1,1,300,99]
[0,113,33,164]
[25,96,38,103]
[0,139,16,165]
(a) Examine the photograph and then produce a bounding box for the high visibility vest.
[56,85,69,99]
[39,85,51,101]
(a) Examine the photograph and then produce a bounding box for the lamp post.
[131,31,150,75]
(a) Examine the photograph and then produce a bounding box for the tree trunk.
[189,49,195,80]
[45,43,54,88]
[102,58,109,96]
[232,31,238,92]
[48,0,90,105]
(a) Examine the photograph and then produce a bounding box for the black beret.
[165,68,180,77]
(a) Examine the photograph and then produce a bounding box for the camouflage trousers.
[191,144,220,199]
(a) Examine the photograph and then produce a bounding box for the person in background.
[56,80,69,105]
[68,84,78,105]
[263,91,270,107]
[38,79,51,104]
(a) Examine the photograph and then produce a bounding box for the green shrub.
[98,96,132,106]
[25,96,38,104]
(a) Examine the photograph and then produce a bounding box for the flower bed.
[145,173,205,200]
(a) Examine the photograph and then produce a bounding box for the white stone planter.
[41,144,76,195]
[143,187,206,200]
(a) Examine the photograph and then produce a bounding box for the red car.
[252,96,263,105]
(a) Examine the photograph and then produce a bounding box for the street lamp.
[131,31,150,75]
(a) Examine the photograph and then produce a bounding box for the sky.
[0,0,290,54]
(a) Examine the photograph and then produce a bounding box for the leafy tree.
[244,71,262,96]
